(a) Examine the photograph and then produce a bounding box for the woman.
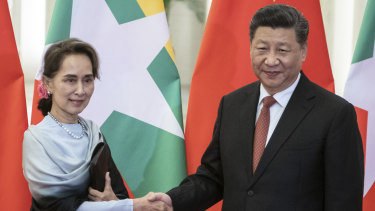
[23,38,170,211]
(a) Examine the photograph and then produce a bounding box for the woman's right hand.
[88,172,119,201]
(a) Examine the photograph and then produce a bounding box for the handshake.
[133,192,173,211]
[89,172,173,210]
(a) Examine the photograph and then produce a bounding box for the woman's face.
[44,54,95,123]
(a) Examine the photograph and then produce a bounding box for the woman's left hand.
[88,172,119,201]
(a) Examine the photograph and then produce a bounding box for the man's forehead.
[253,26,296,34]
[251,27,298,42]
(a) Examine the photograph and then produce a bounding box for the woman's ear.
[42,76,52,93]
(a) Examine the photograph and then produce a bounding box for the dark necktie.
[253,96,276,173]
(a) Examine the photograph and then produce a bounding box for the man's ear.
[250,42,254,57]
[301,43,308,62]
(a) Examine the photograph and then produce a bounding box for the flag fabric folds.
[185,0,334,210]
[0,0,30,210]
[31,0,186,197]
[344,0,375,210]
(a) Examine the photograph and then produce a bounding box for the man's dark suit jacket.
[167,72,364,211]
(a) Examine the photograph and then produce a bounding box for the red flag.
[185,0,333,210]
[0,0,31,210]
[31,79,44,124]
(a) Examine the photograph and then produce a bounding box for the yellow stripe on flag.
[165,39,176,63]
[137,0,165,17]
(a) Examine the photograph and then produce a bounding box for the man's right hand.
[133,192,173,211]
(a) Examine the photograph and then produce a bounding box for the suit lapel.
[238,82,260,181]
[249,73,316,186]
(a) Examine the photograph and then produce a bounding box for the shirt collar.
[258,72,301,107]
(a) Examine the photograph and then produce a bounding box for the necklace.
[48,112,86,139]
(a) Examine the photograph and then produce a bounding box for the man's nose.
[264,52,280,66]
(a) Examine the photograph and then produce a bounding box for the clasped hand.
[88,172,173,210]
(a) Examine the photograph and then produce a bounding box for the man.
[151,4,364,211]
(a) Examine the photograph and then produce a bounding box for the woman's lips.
[70,99,85,106]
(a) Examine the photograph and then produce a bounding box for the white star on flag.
[70,1,183,139]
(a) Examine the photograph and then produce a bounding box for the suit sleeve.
[324,102,364,210]
[167,98,225,211]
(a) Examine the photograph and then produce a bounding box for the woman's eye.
[84,77,94,83]
[64,79,75,83]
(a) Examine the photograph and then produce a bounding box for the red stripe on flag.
[354,107,373,210]
[31,79,44,125]
[364,185,375,211]
[0,0,31,209]
[354,106,368,162]
[122,177,135,199]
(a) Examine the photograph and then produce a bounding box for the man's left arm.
[324,102,364,210]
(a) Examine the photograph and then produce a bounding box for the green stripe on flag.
[147,47,184,129]
[105,0,145,24]
[101,111,187,197]
[45,0,72,44]
[352,0,375,64]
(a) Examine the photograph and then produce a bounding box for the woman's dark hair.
[38,38,99,116]
[249,4,309,46]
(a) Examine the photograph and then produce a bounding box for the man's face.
[250,26,307,95]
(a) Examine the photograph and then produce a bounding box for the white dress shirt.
[256,73,301,146]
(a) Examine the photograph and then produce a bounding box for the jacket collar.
[249,72,316,186]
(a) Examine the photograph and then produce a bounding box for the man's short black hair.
[249,4,309,45]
